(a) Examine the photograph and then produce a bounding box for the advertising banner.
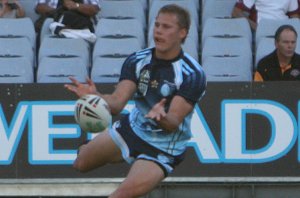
[0,82,299,179]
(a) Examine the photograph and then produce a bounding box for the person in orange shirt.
[254,25,300,81]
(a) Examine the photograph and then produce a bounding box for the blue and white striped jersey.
[119,47,206,156]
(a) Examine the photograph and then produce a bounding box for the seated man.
[231,0,299,30]
[35,0,100,33]
[254,25,300,81]
[0,0,25,18]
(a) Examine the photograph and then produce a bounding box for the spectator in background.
[232,0,299,31]
[254,25,300,81]
[35,0,100,33]
[0,0,25,18]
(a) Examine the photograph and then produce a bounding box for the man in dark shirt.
[254,25,300,81]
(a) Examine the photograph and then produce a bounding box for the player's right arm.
[101,79,136,115]
[64,77,136,116]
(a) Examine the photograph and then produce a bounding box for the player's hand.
[145,98,167,122]
[64,77,100,98]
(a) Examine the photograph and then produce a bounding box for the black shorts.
[109,115,185,177]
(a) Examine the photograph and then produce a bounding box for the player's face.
[153,12,187,59]
[276,29,297,59]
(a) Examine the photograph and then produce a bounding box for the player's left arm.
[145,95,194,133]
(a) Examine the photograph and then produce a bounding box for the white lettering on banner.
[221,100,297,163]
[29,102,80,164]
[188,105,222,163]
[0,103,28,165]
[0,100,298,165]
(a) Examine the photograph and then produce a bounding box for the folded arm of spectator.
[231,6,257,30]
[64,1,100,17]
[35,3,56,16]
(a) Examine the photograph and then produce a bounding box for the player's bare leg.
[74,130,123,172]
[109,159,165,198]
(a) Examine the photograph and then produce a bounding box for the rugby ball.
[74,94,112,133]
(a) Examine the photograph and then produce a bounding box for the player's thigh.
[111,159,165,197]
[75,130,123,170]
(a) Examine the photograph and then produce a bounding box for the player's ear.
[179,28,188,43]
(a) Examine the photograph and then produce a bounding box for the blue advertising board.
[0,82,299,179]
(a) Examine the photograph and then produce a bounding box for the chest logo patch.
[138,69,150,96]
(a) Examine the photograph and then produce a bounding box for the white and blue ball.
[74,94,112,133]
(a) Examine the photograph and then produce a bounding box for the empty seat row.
[0,57,33,83]
[2,0,300,83]
[36,36,142,83]
[2,18,300,83]
[201,17,300,81]
[202,0,236,27]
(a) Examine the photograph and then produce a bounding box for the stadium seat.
[39,17,54,44]
[0,18,36,49]
[91,56,126,83]
[255,18,300,46]
[182,37,199,61]
[149,0,200,11]
[148,0,199,29]
[255,37,275,68]
[201,37,252,65]
[202,18,252,47]
[202,56,253,82]
[201,0,236,27]
[0,57,33,83]
[92,37,141,63]
[0,37,35,68]
[95,18,145,48]
[38,37,91,68]
[140,0,149,10]
[98,0,146,28]
[19,0,40,23]
[37,57,88,83]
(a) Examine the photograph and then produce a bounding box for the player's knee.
[73,157,89,173]
[73,143,91,172]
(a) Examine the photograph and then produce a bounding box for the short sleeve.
[119,53,138,84]
[287,0,299,13]
[177,66,207,104]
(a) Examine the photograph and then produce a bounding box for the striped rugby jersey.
[119,47,206,156]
